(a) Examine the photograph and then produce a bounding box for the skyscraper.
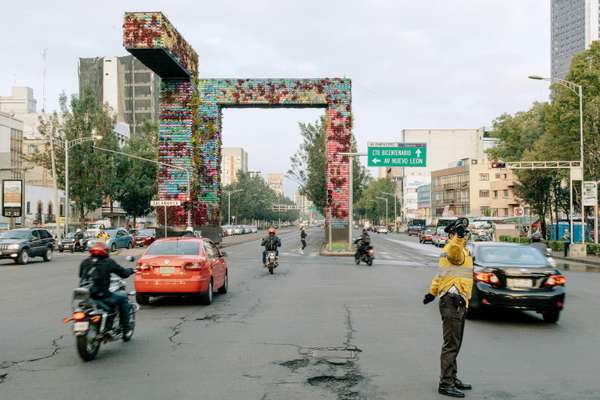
[220,147,248,186]
[78,55,161,135]
[551,0,600,79]
[267,173,284,197]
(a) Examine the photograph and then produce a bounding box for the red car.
[134,237,229,306]
[133,229,156,247]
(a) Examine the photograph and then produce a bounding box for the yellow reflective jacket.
[428,236,474,306]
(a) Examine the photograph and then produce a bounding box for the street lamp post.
[224,189,243,225]
[529,75,585,244]
[63,135,103,235]
[92,145,193,228]
[376,196,389,227]
[382,191,397,232]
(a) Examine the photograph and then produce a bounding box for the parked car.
[87,227,133,252]
[133,237,229,305]
[432,228,448,247]
[0,228,55,264]
[376,226,389,234]
[133,229,156,247]
[232,226,243,235]
[418,228,436,244]
[221,225,234,236]
[249,225,258,233]
[467,242,566,323]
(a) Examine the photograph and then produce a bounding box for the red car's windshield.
[145,241,200,256]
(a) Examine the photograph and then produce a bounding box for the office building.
[220,147,248,186]
[416,184,431,221]
[267,173,284,197]
[431,158,528,219]
[469,159,529,218]
[551,0,600,79]
[0,111,23,181]
[79,55,160,134]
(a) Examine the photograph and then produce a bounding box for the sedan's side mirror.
[545,248,552,257]
[220,251,227,257]
[126,255,135,262]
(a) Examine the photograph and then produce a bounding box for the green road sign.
[367,142,427,167]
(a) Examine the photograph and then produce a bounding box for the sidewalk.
[551,251,600,272]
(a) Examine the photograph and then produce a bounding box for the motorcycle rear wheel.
[76,324,101,361]
[367,258,373,266]
[268,266,274,274]
[122,304,136,342]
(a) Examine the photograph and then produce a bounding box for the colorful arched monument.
[123,12,352,242]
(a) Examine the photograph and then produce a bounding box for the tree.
[113,121,159,227]
[354,177,396,223]
[288,117,369,211]
[220,171,299,225]
[29,89,118,226]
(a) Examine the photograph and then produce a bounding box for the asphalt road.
[1,229,599,399]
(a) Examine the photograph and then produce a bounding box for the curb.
[552,254,600,271]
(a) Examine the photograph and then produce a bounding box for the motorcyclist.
[261,227,281,266]
[79,242,135,334]
[300,227,307,252]
[74,229,84,250]
[354,229,371,258]
[530,231,547,256]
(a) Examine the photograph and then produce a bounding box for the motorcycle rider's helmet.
[89,242,110,258]
[268,227,276,236]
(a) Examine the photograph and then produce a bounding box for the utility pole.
[382,191,397,232]
[376,196,389,226]
[224,189,242,225]
[48,135,60,239]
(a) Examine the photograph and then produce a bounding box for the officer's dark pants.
[439,293,466,386]
[301,239,307,250]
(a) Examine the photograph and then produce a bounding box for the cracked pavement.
[1,228,600,399]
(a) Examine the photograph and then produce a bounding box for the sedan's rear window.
[145,240,200,256]
[476,246,548,266]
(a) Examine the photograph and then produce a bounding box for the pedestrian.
[423,217,473,398]
[563,230,571,257]
[300,227,307,253]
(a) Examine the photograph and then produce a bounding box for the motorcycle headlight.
[7,244,20,250]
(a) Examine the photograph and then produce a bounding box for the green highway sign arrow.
[367,142,427,167]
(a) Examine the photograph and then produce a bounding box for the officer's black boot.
[438,384,465,398]
[455,379,472,390]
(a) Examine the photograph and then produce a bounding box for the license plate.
[160,267,175,275]
[508,278,533,288]
[73,321,89,332]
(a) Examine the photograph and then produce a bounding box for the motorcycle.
[355,245,375,266]
[265,250,279,274]
[64,276,138,361]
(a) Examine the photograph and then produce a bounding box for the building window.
[26,201,31,215]
[36,201,43,215]
[503,190,509,198]
[60,204,64,217]
[480,206,491,216]
[479,190,489,198]
[480,173,489,181]
[493,190,498,199]
[48,202,53,216]
[504,208,509,216]
[28,144,38,154]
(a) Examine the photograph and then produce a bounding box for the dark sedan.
[468,242,566,323]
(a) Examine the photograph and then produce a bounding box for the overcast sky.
[1,0,550,196]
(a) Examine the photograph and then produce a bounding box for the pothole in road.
[279,358,310,372]
[0,373,7,384]
[307,372,365,400]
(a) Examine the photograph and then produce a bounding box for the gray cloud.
[1,0,550,195]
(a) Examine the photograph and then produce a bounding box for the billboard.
[2,180,23,218]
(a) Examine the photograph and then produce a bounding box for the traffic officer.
[423,217,473,398]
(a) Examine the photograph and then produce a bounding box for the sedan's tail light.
[474,272,500,285]
[184,262,202,270]
[544,274,566,287]
[136,263,150,271]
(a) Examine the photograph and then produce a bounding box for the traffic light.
[491,161,506,168]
